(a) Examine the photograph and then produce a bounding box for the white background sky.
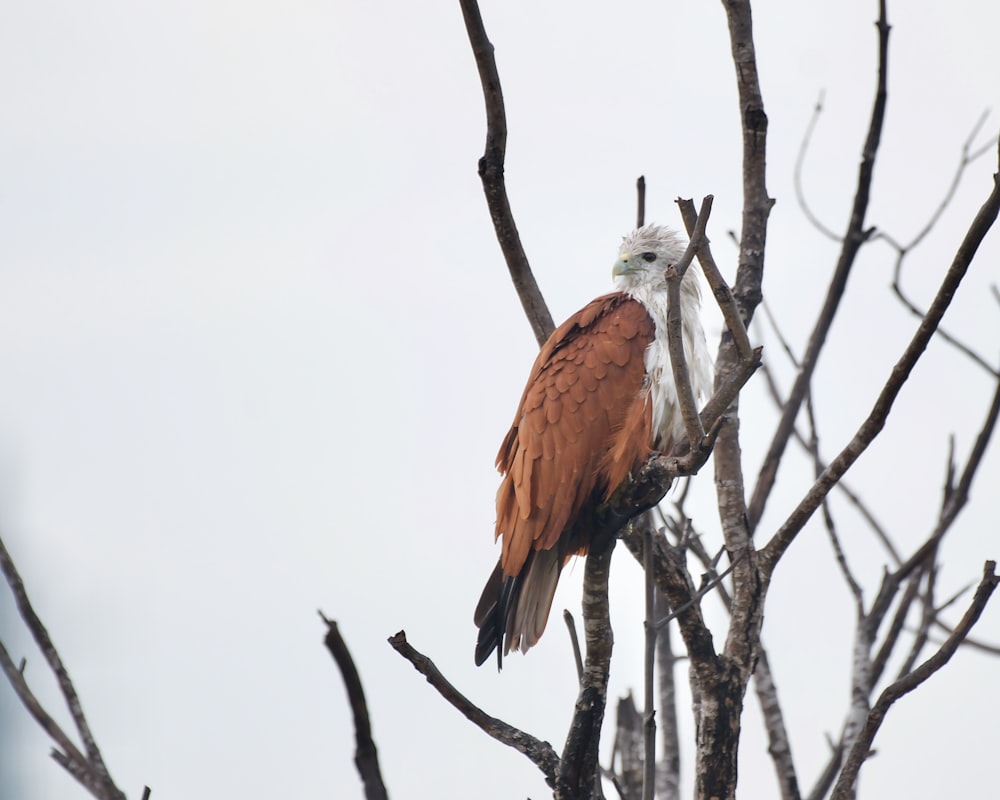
[1,1,999,799]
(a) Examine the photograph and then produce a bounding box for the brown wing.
[494,292,656,578]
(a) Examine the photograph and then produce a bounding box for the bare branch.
[720,0,773,328]
[880,112,1000,377]
[320,614,389,800]
[637,175,647,229]
[0,533,126,800]
[0,640,92,790]
[562,610,585,684]
[557,544,615,800]
[654,593,681,800]
[830,562,1000,800]
[762,147,1000,575]
[389,630,560,787]
[755,346,902,565]
[748,2,892,532]
[753,648,802,800]
[677,197,756,363]
[886,110,996,253]
[894,565,938,679]
[457,0,554,344]
[794,91,842,241]
[619,520,718,690]
[642,524,657,800]
[869,575,921,687]
[806,395,864,606]
[611,693,644,800]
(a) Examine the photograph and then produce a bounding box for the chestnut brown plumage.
[474,225,712,668]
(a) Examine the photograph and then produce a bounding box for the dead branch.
[748,0,892,533]
[654,592,681,800]
[794,91,841,242]
[610,693,644,800]
[557,544,615,800]
[661,502,800,800]
[830,562,1000,800]
[457,0,554,345]
[754,328,903,566]
[642,522,657,800]
[636,175,647,231]
[880,112,1000,376]
[720,0,772,327]
[388,630,560,787]
[677,197,755,363]
[320,614,388,800]
[562,610,585,683]
[665,200,712,447]
[0,533,126,800]
[761,142,1000,574]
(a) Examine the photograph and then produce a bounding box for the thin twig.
[794,91,842,242]
[563,609,585,683]
[805,393,864,606]
[880,112,1000,377]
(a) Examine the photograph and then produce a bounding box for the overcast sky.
[2,2,999,799]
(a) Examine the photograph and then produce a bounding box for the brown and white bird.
[474,224,713,667]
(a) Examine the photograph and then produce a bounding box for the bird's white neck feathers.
[613,224,713,449]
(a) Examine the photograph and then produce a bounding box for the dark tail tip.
[473,559,514,669]
[474,621,503,669]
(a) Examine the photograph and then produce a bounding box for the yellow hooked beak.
[611,253,633,278]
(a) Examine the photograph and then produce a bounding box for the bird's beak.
[612,254,632,278]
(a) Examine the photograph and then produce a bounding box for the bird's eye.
[641,252,657,263]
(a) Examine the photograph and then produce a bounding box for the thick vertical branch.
[458,0,554,344]
[678,2,774,797]
[721,0,772,328]
[557,544,615,800]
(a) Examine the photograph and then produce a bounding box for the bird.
[473,224,713,668]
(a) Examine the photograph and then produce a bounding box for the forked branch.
[830,562,999,800]
[762,145,1000,575]
[0,533,127,800]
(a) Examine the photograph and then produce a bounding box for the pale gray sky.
[1,2,998,798]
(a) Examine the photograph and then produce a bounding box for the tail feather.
[474,550,563,668]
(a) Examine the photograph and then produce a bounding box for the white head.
[611,224,689,293]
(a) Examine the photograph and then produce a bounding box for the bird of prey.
[474,224,713,667]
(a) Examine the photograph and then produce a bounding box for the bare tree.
[384,1,1000,800]
[3,2,998,800]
